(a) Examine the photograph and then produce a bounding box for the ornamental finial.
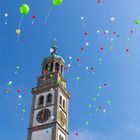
[50,38,58,55]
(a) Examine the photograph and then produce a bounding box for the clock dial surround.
[36,109,51,123]
[58,111,66,126]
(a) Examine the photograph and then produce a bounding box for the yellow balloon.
[16,29,21,34]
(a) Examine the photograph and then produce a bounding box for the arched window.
[63,99,65,110]
[61,137,64,140]
[38,96,44,107]
[46,93,52,105]
[55,63,59,72]
[59,135,61,140]
[60,95,62,105]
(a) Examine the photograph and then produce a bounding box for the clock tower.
[27,39,70,140]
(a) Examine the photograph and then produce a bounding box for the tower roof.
[43,39,65,63]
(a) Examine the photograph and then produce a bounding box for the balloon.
[81,16,84,20]
[134,19,139,25]
[104,83,107,87]
[85,42,89,46]
[95,108,98,112]
[111,17,115,21]
[68,64,71,67]
[76,77,80,81]
[84,32,88,35]
[51,116,54,120]
[52,0,62,6]
[76,58,80,62]
[19,95,22,98]
[20,4,30,15]
[32,15,37,19]
[88,105,92,108]
[50,74,53,78]
[98,86,102,90]
[107,100,111,105]
[16,29,21,34]
[86,67,89,70]
[22,109,26,113]
[97,30,100,33]
[4,13,8,17]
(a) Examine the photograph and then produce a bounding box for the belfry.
[27,39,70,140]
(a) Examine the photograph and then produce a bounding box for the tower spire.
[51,38,58,55]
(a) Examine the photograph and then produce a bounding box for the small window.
[55,63,59,72]
[61,65,63,74]
[60,96,62,105]
[46,94,52,104]
[38,96,44,107]
[45,64,48,70]
[61,137,64,140]
[59,135,61,140]
[63,99,65,110]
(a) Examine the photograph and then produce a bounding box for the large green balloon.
[134,19,139,25]
[20,4,29,15]
[52,0,62,6]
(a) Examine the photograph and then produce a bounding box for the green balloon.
[107,100,111,105]
[52,0,62,6]
[134,19,139,25]
[20,4,29,15]
[22,109,26,113]
[76,77,80,81]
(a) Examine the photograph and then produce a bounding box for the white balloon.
[68,64,71,67]
[19,95,22,98]
[5,13,8,17]
[51,116,54,120]
[81,16,84,20]
[86,42,89,46]
[97,30,100,34]
[111,17,115,21]
[9,81,12,85]
[86,67,89,70]
[105,30,109,34]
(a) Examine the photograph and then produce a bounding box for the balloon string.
[16,34,20,42]
[44,6,53,24]
[18,15,24,29]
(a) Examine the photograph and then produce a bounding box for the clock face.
[58,111,66,126]
[36,109,51,123]
[50,48,54,53]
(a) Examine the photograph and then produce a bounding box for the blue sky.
[0,0,140,140]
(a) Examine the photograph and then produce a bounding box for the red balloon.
[42,69,48,75]
[77,58,80,62]
[84,32,88,36]
[18,90,21,93]
[32,16,37,19]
